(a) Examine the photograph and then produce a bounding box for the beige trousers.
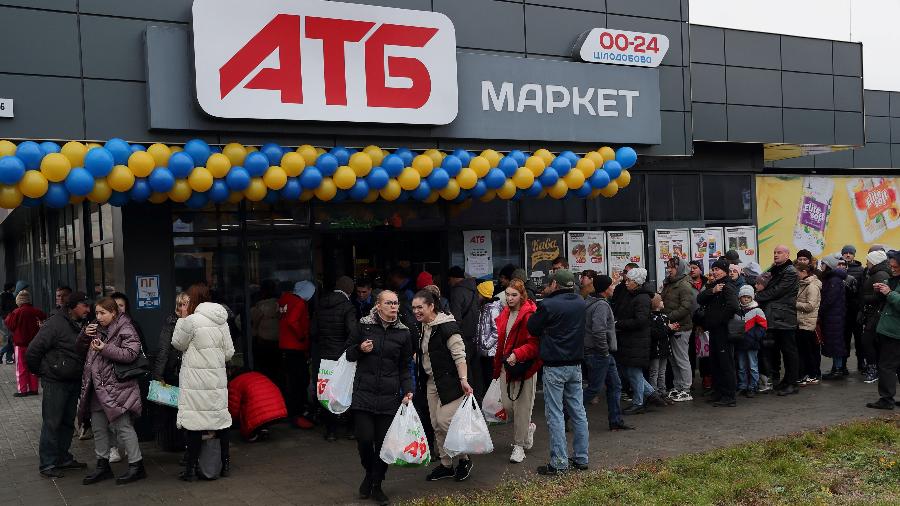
[426,378,467,467]
[499,371,537,447]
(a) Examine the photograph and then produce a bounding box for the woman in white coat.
[172,283,235,481]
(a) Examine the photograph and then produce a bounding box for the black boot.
[358,475,372,499]
[82,459,113,485]
[179,459,198,482]
[178,450,188,467]
[116,459,147,485]
[371,482,389,506]
[220,457,230,478]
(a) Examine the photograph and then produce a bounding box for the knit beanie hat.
[626,267,648,285]
[293,281,316,301]
[841,245,856,256]
[867,250,888,266]
[738,285,754,299]
[711,259,730,273]
[725,250,741,264]
[477,280,495,299]
[335,276,355,296]
[15,289,30,305]
[593,274,613,293]
[797,249,813,261]
[689,260,704,274]
[416,271,434,290]
[821,254,842,271]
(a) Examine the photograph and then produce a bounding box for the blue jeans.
[543,365,589,470]
[582,354,623,426]
[833,356,846,370]
[0,329,12,361]
[39,379,81,470]
[622,366,654,407]
[736,350,759,391]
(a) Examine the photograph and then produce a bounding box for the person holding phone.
[866,252,900,410]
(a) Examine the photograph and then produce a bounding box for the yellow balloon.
[585,151,605,170]
[479,190,496,202]
[512,168,535,189]
[424,191,440,204]
[108,165,136,192]
[314,147,326,156]
[207,153,233,178]
[349,152,373,177]
[127,151,155,178]
[169,145,183,153]
[469,156,490,178]
[563,169,585,189]
[263,166,288,190]
[599,181,619,197]
[598,146,616,162]
[244,177,268,201]
[88,178,112,203]
[591,188,603,198]
[245,146,258,153]
[146,143,172,168]
[227,191,244,203]
[497,179,517,199]
[40,153,72,183]
[148,192,168,204]
[615,169,631,188]
[362,190,379,203]
[61,141,88,167]
[69,195,86,204]
[423,149,444,168]
[297,145,318,166]
[168,179,192,203]
[333,166,357,190]
[479,149,501,168]
[188,167,214,192]
[362,145,384,167]
[279,152,304,178]
[412,155,433,178]
[456,167,477,190]
[379,179,401,201]
[222,143,247,166]
[548,180,569,199]
[575,158,596,178]
[439,179,460,200]
[524,156,546,177]
[86,142,103,150]
[0,185,22,208]
[19,170,48,198]
[0,140,16,157]
[314,177,337,201]
[534,148,555,167]
[397,167,421,191]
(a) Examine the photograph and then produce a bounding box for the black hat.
[594,274,613,293]
[448,266,466,279]
[66,291,90,309]
[796,249,813,261]
[689,260,704,273]
[725,250,741,263]
[711,259,730,273]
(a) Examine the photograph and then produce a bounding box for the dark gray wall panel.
[780,36,832,74]
[524,0,605,11]
[434,0,525,52]
[812,149,852,169]
[682,66,691,110]
[891,118,900,143]
[834,112,863,146]
[725,30,780,70]
[727,105,782,142]
[79,0,191,22]
[833,76,862,112]
[865,116,890,143]
[643,111,686,156]
[605,15,683,67]
[892,144,900,167]
[84,80,185,143]
[524,5,604,56]
[726,67,781,107]
[783,109,834,145]
[0,74,83,140]
[865,90,890,116]
[890,93,900,118]
[81,17,177,81]
[660,65,685,111]
[0,0,75,10]
[782,72,833,109]
[0,7,80,77]
[772,155,809,169]
[339,0,433,10]
[606,0,682,21]
[689,63,725,103]
[691,102,726,141]
[690,25,724,64]
[852,143,891,168]
[832,41,862,76]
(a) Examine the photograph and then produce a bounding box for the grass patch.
[410,416,900,506]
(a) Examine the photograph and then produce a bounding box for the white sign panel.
[567,231,607,275]
[0,98,12,118]
[192,0,458,125]
[725,226,759,266]
[576,28,670,68]
[654,229,690,290]
[690,227,725,273]
[606,230,645,275]
[463,230,493,280]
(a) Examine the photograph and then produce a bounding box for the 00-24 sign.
[576,28,670,68]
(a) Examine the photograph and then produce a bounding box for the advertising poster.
[606,230,645,275]
[135,274,161,309]
[724,226,759,265]
[690,228,725,272]
[654,229,689,289]
[462,230,493,280]
[756,176,900,257]
[567,231,606,275]
[524,232,565,287]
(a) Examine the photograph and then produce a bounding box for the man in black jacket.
[755,245,801,396]
[527,269,589,476]
[842,245,865,374]
[25,291,92,478]
[448,266,478,362]
[697,260,740,406]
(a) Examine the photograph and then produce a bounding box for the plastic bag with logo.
[379,404,431,467]
[444,395,494,457]
[481,378,507,425]
[323,353,356,414]
[316,359,338,410]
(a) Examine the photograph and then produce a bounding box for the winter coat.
[875,276,900,339]
[0,290,15,318]
[277,292,310,352]
[353,294,375,321]
[172,302,235,431]
[418,312,466,404]
[26,311,87,383]
[493,299,541,380]
[661,273,694,329]
[76,314,143,424]
[819,269,848,357]
[649,311,673,359]
[153,313,182,385]
[584,296,616,357]
[796,275,822,331]
[860,260,891,311]
[476,299,501,357]
[5,304,46,347]
[754,262,799,330]
[228,371,287,439]
[346,311,413,415]
[450,277,479,342]
[736,302,767,351]
[251,297,281,343]
[527,290,586,366]
[696,279,740,330]
[312,291,358,362]
[612,283,654,368]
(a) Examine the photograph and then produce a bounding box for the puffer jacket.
[449,277,479,341]
[277,292,310,351]
[613,283,654,368]
[754,262,799,330]
[493,298,541,380]
[228,371,287,439]
[312,291,358,361]
[346,310,413,415]
[251,297,281,342]
[76,314,142,424]
[696,279,740,329]
[476,299,501,357]
[860,260,891,310]
[661,264,694,329]
[796,275,822,331]
[649,311,673,359]
[876,275,900,339]
[584,296,616,356]
[172,302,235,431]
[153,313,182,385]
[5,303,47,347]
[819,269,848,357]
[26,311,87,383]
[736,301,767,351]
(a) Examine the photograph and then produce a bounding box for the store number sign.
[0,98,13,118]
[576,28,670,68]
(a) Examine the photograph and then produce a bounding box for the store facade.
[0,0,867,365]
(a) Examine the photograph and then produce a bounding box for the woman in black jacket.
[152,293,189,452]
[345,289,413,506]
[697,260,741,406]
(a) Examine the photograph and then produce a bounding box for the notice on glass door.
[462,230,493,280]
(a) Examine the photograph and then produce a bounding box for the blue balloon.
[332,189,349,203]
[108,191,130,207]
[244,151,270,177]
[538,167,559,187]
[210,145,222,154]
[441,155,462,177]
[0,156,26,184]
[349,180,370,201]
[148,167,176,193]
[575,182,593,198]
[366,167,389,190]
[261,143,284,166]
[315,153,339,177]
[559,150,579,165]
[64,167,94,196]
[484,168,506,190]
[263,190,279,204]
[426,168,450,190]
[209,180,230,203]
[167,152,195,179]
[380,155,404,177]
[330,146,350,166]
[39,141,61,156]
[508,150,526,166]
[394,148,414,167]
[16,141,43,170]
[282,177,302,200]
[511,190,524,201]
[183,139,212,166]
[130,144,146,153]
[603,160,622,180]
[129,179,152,202]
[185,191,209,209]
[589,169,610,189]
[105,138,132,165]
[225,166,251,191]
[411,181,431,201]
[451,149,472,167]
[22,196,42,208]
[615,146,637,169]
[299,166,323,189]
[453,189,470,203]
[550,156,571,177]
[395,190,409,202]
[526,181,543,197]
[44,183,70,208]
[471,180,487,198]
[84,147,115,177]
[498,157,518,178]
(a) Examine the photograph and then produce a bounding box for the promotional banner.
[462,230,493,280]
[756,176,900,257]
[724,226,759,266]
[690,227,725,272]
[606,230,645,275]
[524,232,565,287]
[567,231,607,275]
[654,229,689,289]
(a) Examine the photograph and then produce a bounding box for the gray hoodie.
[584,296,616,356]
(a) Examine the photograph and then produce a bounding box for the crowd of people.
[2,242,898,505]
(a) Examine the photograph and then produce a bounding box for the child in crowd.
[648,294,676,398]
[736,285,767,397]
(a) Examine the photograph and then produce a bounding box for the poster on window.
[654,229,689,289]
[462,230,493,280]
[606,230,645,276]
[724,226,758,266]
[524,231,565,288]
[135,274,161,309]
[567,231,606,275]
[690,227,725,272]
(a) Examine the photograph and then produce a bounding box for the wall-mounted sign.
[0,98,13,118]
[690,227,725,273]
[654,228,689,290]
[606,230,645,275]
[135,274,161,310]
[567,231,606,275]
[524,232,565,288]
[192,0,458,125]
[575,28,670,68]
[724,226,759,266]
[463,230,493,280]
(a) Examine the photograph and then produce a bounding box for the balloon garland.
[0,138,637,209]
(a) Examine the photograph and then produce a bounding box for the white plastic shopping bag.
[323,353,356,414]
[379,404,431,467]
[696,330,711,359]
[316,359,338,410]
[444,395,494,457]
[481,378,508,425]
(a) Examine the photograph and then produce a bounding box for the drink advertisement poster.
[462,230,493,280]
[690,227,725,272]
[524,232,565,288]
[567,231,607,275]
[606,230,645,275]
[724,226,758,266]
[654,229,689,289]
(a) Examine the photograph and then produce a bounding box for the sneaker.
[822,370,844,381]
[777,385,799,396]
[359,476,372,499]
[510,445,525,464]
[621,392,632,403]
[567,458,588,471]
[454,458,473,482]
[866,399,895,410]
[609,421,635,431]
[839,367,850,376]
[806,376,820,385]
[712,398,736,407]
[425,464,455,481]
[13,392,28,397]
[4,359,13,364]
[40,467,64,479]
[736,389,747,397]
[863,366,878,384]
[796,376,809,386]
[109,447,121,464]
[647,393,669,408]
[622,404,646,415]
[758,382,772,393]
[670,390,693,402]
[666,389,678,399]
[537,464,565,476]
[57,459,88,470]
[524,422,536,450]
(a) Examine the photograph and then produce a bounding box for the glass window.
[598,173,645,223]
[448,200,514,227]
[520,199,564,225]
[702,175,752,221]
[564,199,587,224]
[90,204,101,242]
[92,245,103,298]
[102,242,117,295]
[648,174,674,221]
[101,205,113,241]
[673,175,702,221]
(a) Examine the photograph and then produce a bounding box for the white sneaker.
[524,422,536,450]
[671,390,693,402]
[109,447,121,463]
[509,445,525,463]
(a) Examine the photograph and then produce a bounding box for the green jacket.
[661,274,694,329]
[876,276,900,340]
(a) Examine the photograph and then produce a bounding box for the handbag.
[726,315,746,345]
[115,349,151,380]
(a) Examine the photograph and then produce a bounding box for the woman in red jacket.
[228,369,288,441]
[4,290,46,396]
[492,279,541,464]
